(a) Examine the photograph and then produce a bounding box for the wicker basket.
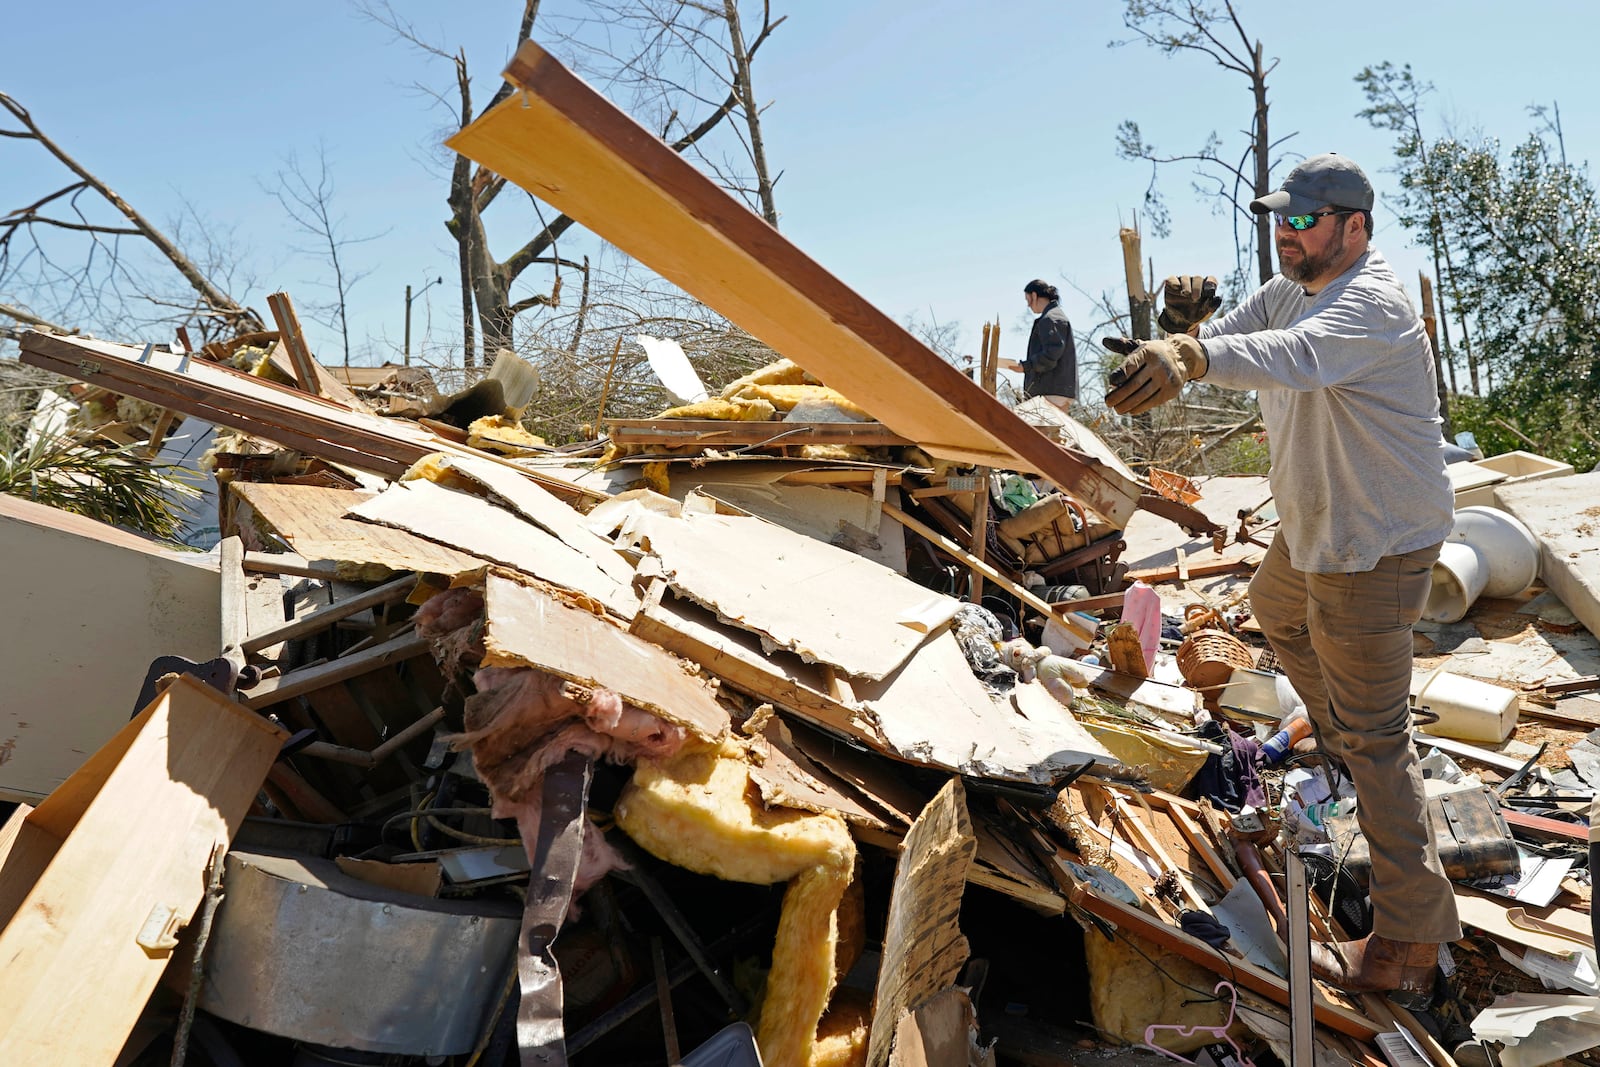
[1176,629,1255,692]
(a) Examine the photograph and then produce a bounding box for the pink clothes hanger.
[1140,980,1257,1067]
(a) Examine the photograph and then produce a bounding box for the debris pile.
[2,41,1598,1067]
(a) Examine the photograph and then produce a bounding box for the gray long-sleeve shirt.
[1197,249,1453,573]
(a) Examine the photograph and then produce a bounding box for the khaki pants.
[1249,536,1462,944]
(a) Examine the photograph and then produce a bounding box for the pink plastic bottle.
[1121,581,1162,675]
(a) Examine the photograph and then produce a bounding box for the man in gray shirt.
[1105,154,1459,1004]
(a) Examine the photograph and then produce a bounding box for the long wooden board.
[605,419,913,449]
[446,41,1141,528]
[17,332,599,503]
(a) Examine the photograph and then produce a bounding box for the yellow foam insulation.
[1079,720,1209,795]
[640,461,671,495]
[656,395,778,421]
[796,444,873,462]
[247,347,295,384]
[1083,927,1241,1053]
[730,384,873,421]
[466,414,548,455]
[718,358,819,398]
[809,986,870,1067]
[616,738,857,1067]
[399,452,481,494]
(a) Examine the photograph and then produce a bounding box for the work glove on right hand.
[1157,274,1222,335]
[1102,334,1208,415]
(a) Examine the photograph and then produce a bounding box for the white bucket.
[1411,666,1519,743]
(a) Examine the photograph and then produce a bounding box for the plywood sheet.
[624,508,955,680]
[481,571,725,741]
[1495,471,1600,639]
[233,481,488,577]
[0,676,284,1063]
[856,631,1112,784]
[866,778,975,1067]
[446,42,1141,528]
[350,479,637,619]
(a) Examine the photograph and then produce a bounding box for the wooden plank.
[241,631,432,710]
[776,468,904,486]
[19,333,606,504]
[605,419,913,449]
[481,571,727,742]
[1127,554,1261,584]
[0,676,284,1063]
[1501,808,1588,843]
[878,500,1094,643]
[262,336,364,409]
[241,574,416,654]
[243,550,341,579]
[219,535,249,660]
[0,804,33,869]
[1047,590,1126,614]
[266,292,323,395]
[1545,675,1600,696]
[447,43,1142,528]
[1030,829,1381,1040]
[21,333,413,476]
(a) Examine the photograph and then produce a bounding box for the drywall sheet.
[0,496,221,801]
[481,571,725,741]
[436,455,636,585]
[623,508,956,681]
[856,634,1113,784]
[350,479,637,619]
[1496,471,1600,641]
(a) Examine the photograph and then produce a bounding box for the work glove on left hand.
[1102,334,1208,415]
[1157,274,1222,335]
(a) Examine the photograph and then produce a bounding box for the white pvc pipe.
[1422,506,1540,623]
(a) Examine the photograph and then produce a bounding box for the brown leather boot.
[1308,934,1438,997]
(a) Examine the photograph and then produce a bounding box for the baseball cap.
[1248,153,1375,216]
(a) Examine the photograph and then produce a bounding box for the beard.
[1279,221,1347,284]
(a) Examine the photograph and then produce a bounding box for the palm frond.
[0,425,202,543]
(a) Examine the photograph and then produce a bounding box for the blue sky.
[5,1,1595,395]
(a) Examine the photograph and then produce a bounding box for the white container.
[1423,506,1540,623]
[1411,666,1520,743]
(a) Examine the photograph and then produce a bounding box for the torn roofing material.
[445,40,1142,528]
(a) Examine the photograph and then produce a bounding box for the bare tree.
[266,145,386,366]
[0,93,263,342]
[1113,1,1292,286]
[361,0,785,368]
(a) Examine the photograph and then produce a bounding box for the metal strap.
[515,752,594,1067]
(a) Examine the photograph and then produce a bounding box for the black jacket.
[1023,300,1078,399]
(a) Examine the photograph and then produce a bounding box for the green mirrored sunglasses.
[1275,208,1360,231]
